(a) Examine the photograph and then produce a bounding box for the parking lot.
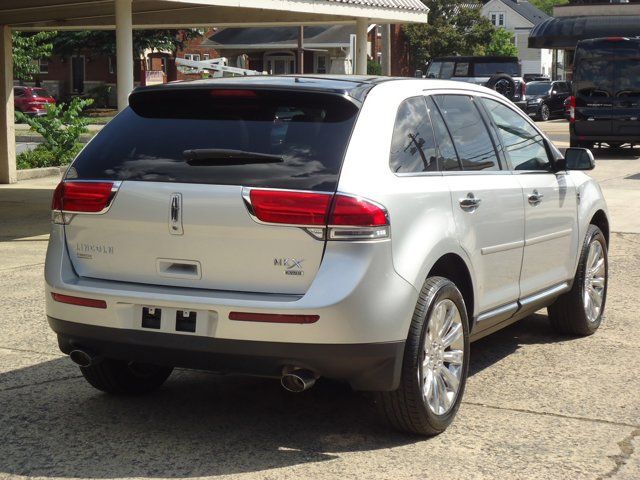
[1,121,639,479]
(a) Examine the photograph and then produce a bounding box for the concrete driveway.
[0,123,639,479]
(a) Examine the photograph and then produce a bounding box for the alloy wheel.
[541,103,550,121]
[583,239,606,323]
[420,299,465,415]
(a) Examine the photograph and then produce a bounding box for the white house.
[481,0,552,76]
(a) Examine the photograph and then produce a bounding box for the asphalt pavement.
[0,121,638,479]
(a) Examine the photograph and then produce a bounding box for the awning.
[528,16,640,49]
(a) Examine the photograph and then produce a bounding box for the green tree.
[52,29,202,58]
[486,28,518,57]
[12,31,57,81]
[529,0,568,16]
[402,0,495,69]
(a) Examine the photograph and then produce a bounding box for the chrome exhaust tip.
[69,349,96,368]
[281,369,317,393]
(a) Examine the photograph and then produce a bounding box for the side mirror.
[563,147,595,170]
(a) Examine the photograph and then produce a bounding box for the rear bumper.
[50,317,405,391]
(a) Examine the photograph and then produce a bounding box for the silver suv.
[45,76,610,436]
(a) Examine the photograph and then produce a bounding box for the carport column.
[355,18,368,75]
[0,25,16,184]
[380,24,391,76]
[115,0,134,111]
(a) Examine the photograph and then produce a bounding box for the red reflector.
[568,95,576,124]
[52,293,107,309]
[210,89,258,98]
[329,195,388,226]
[249,189,331,225]
[51,181,115,213]
[229,312,319,324]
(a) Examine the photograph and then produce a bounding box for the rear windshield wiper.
[182,149,283,166]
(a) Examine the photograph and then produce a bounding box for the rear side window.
[434,95,499,171]
[425,96,460,171]
[69,89,359,192]
[482,98,550,171]
[389,97,437,174]
[473,62,520,77]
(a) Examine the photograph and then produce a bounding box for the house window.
[146,57,152,70]
[490,12,505,27]
[108,56,116,74]
[161,57,168,74]
[203,53,210,61]
[184,54,200,62]
[315,54,328,74]
[39,59,48,74]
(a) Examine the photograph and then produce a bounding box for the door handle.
[528,190,544,206]
[459,193,481,211]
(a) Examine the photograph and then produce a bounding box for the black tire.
[375,277,470,436]
[486,74,516,100]
[548,225,608,336]
[80,358,173,395]
[539,103,551,121]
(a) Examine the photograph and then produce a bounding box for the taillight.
[521,81,526,98]
[52,181,120,224]
[244,189,389,241]
[52,293,107,309]
[568,95,576,123]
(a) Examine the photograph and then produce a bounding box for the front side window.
[481,98,550,171]
[389,97,437,174]
[434,95,499,171]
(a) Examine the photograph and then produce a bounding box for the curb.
[17,165,69,181]
[16,134,93,144]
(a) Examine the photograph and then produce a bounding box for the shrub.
[367,60,382,76]
[15,97,93,165]
[17,144,82,169]
[87,84,112,108]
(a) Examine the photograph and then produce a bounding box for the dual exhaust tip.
[69,350,317,393]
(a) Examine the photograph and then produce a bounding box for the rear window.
[526,82,551,95]
[31,88,50,97]
[473,62,520,77]
[69,89,359,192]
[574,59,613,98]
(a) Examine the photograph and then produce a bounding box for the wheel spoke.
[591,276,605,288]
[439,304,455,339]
[429,304,444,342]
[435,373,449,412]
[443,349,463,365]
[429,371,440,411]
[589,287,603,308]
[422,367,434,399]
[442,323,462,348]
[591,258,605,277]
[440,365,460,392]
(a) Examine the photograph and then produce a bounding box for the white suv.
[45,76,609,436]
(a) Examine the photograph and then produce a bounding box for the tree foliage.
[12,31,57,81]
[486,28,518,57]
[529,0,568,16]
[403,0,495,68]
[52,29,202,57]
[15,97,93,164]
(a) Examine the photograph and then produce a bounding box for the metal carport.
[0,0,428,184]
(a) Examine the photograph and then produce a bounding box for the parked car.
[570,36,640,148]
[523,73,551,83]
[524,80,571,121]
[14,86,55,116]
[45,76,610,436]
[425,56,526,109]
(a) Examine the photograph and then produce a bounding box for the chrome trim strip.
[477,302,519,323]
[525,228,572,247]
[519,282,570,307]
[481,240,525,255]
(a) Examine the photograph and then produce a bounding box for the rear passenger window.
[481,98,550,171]
[389,97,437,174]
[434,95,499,171]
[425,96,460,171]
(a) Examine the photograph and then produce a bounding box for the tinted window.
[574,59,613,98]
[554,82,569,93]
[434,95,499,171]
[439,62,455,79]
[482,98,550,171]
[615,59,640,99]
[526,82,551,95]
[425,96,460,171]
[473,62,520,77]
[14,88,24,97]
[31,88,50,97]
[426,62,442,78]
[389,97,437,174]
[454,62,469,77]
[70,89,358,191]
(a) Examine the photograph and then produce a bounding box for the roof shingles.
[326,0,428,12]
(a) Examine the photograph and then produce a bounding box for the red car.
[14,86,55,116]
